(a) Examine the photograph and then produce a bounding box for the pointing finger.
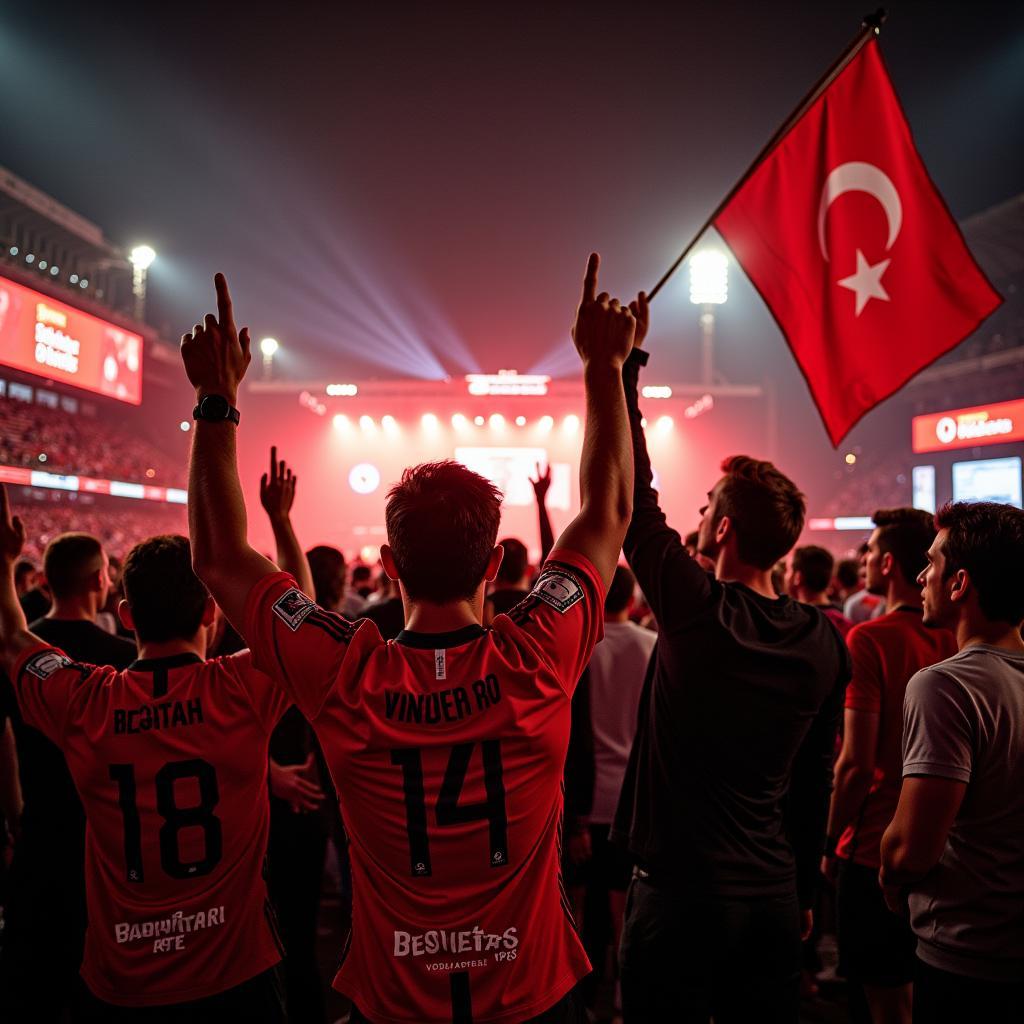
[581,252,599,304]
[270,446,277,481]
[0,483,9,521]
[214,273,235,331]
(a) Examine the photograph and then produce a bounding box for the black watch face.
[200,394,230,419]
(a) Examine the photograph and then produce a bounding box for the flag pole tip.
[863,8,887,33]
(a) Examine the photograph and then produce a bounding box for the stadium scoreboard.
[0,272,143,404]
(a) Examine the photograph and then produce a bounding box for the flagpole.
[647,8,888,302]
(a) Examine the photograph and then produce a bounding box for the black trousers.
[619,875,801,1023]
[267,806,329,1023]
[913,957,1024,1024]
[350,986,586,1023]
[73,966,287,1022]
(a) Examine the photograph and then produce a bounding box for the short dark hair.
[872,507,936,586]
[14,560,36,586]
[122,535,208,642]
[792,545,834,594]
[605,565,636,613]
[835,557,860,590]
[43,533,104,600]
[386,461,502,603]
[715,455,805,570]
[496,538,528,585]
[935,502,1024,625]
[307,546,346,609]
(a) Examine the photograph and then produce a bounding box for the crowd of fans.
[0,394,186,487]
[0,268,1021,1024]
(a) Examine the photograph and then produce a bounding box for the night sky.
[2,1,1022,396]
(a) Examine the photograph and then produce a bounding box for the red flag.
[713,39,1001,445]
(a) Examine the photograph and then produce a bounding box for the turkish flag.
[714,39,1001,445]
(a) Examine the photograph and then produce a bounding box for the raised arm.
[182,274,279,635]
[259,446,314,599]
[552,253,634,589]
[531,463,555,564]
[0,485,40,677]
[620,294,710,629]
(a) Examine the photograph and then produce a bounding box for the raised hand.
[180,273,252,403]
[260,446,297,523]
[571,253,636,370]
[0,485,26,566]
[531,462,552,503]
[629,291,650,349]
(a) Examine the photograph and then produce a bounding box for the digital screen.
[0,273,143,404]
[454,447,571,510]
[952,457,1022,508]
[912,465,936,514]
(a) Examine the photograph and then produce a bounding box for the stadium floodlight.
[129,245,156,322]
[688,250,728,305]
[259,337,279,381]
[689,249,729,386]
[130,245,157,270]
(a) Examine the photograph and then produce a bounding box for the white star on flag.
[837,249,891,316]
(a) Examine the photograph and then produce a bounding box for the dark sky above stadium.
[2,1,1022,390]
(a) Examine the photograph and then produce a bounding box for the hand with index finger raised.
[571,252,635,370]
[179,273,252,402]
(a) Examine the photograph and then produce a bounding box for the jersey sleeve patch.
[23,650,73,680]
[531,568,585,614]
[271,588,317,632]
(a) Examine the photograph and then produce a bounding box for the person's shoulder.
[905,653,965,703]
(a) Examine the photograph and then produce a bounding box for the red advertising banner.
[912,398,1024,454]
[0,273,143,404]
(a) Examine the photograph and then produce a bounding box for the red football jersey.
[244,548,604,1023]
[837,610,957,868]
[10,646,290,1006]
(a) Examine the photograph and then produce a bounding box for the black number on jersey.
[108,759,223,883]
[390,741,509,878]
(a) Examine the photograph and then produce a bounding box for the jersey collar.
[395,624,486,650]
[128,652,204,672]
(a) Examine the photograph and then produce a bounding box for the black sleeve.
[562,667,594,830]
[621,349,712,632]
[785,645,851,908]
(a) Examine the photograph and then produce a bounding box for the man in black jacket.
[612,294,850,1023]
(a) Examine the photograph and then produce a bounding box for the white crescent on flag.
[818,161,903,316]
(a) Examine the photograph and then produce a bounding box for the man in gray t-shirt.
[880,501,1024,1022]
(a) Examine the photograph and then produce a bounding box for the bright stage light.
[474,415,485,427]
[382,414,399,435]
[689,250,728,305]
[451,413,468,429]
[515,415,527,427]
[359,415,375,432]
[563,414,580,434]
[538,415,554,433]
[421,413,439,431]
[845,452,857,465]
[260,337,279,358]
[130,245,157,271]
[642,385,673,399]
[656,415,674,434]
[326,383,358,396]
[333,413,351,431]
[179,421,191,432]
[489,413,505,430]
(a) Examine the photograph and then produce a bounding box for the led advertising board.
[912,398,1024,454]
[0,273,143,404]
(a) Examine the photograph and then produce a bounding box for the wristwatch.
[192,394,240,425]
